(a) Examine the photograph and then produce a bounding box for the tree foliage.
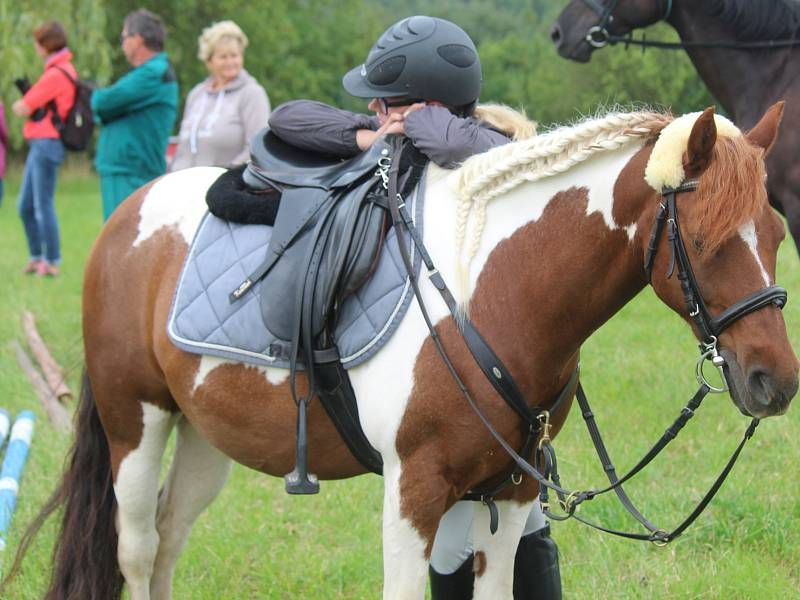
[2,0,717,153]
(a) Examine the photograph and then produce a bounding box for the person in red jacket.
[11,21,76,277]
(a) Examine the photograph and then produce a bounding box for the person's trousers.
[100,172,151,221]
[17,138,64,264]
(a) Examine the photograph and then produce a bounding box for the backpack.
[48,66,94,151]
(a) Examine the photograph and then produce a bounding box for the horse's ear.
[745,101,784,154]
[684,106,717,177]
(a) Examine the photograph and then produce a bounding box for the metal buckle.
[376,156,391,189]
[537,411,552,450]
[695,336,728,393]
[560,491,581,514]
[651,529,670,547]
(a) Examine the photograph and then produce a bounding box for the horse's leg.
[381,461,442,600]
[150,416,232,599]
[113,403,177,600]
[472,500,532,600]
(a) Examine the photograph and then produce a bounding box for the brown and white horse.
[12,104,798,600]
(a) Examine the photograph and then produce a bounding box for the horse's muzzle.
[550,21,593,62]
[721,349,798,417]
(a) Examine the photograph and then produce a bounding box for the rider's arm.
[268,100,379,157]
[404,105,511,168]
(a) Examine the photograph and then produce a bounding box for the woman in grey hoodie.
[171,21,270,171]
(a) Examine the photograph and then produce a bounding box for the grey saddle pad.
[167,179,424,369]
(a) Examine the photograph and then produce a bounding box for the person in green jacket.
[91,9,178,221]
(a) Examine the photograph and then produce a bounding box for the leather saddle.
[230,129,396,491]
[236,129,391,347]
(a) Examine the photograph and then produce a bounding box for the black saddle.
[229,129,403,492]
[236,129,391,343]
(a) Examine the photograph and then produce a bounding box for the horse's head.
[642,103,798,418]
[551,0,665,61]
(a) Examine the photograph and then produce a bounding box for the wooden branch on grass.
[11,340,72,433]
[21,310,72,401]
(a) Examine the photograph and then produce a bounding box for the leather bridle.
[382,137,788,543]
[579,0,800,51]
[644,180,787,392]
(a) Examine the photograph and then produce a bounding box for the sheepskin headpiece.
[644,112,741,191]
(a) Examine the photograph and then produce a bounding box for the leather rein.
[581,0,800,51]
[381,139,787,543]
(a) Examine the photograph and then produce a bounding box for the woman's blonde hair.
[197,20,248,62]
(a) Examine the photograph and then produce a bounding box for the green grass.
[0,171,799,599]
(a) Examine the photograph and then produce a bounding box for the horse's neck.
[668,2,790,126]
[442,149,651,392]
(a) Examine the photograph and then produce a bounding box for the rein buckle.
[695,337,728,393]
[537,411,553,449]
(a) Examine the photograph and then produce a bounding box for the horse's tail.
[1,369,124,600]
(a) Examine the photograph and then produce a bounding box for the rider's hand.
[356,110,415,150]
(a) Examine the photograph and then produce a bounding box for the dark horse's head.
[551,0,668,61]
[644,104,798,418]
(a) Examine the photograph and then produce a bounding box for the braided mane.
[452,111,672,291]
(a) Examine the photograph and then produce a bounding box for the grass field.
[0,170,798,599]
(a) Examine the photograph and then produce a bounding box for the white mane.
[453,111,672,291]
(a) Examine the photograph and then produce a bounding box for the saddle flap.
[260,174,386,342]
[247,129,392,190]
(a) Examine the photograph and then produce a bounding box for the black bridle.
[382,138,787,543]
[645,180,787,388]
[580,0,800,51]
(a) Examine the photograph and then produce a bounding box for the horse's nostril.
[747,368,772,406]
[550,24,563,46]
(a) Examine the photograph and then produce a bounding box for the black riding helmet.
[342,16,482,115]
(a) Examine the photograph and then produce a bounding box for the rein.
[381,138,787,543]
[582,0,800,51]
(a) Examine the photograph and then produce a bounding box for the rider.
[267,15,534,167]
[268,15,559,600]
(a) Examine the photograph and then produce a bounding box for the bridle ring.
[586,25,610,47]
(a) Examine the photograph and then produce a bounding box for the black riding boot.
[513,524,562,600]
[429,554,475,599]
[429,526,562,600]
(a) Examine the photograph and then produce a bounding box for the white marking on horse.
[738,220,771,286]
[133,167,225,248]
[114,403,175,596]
[193,355,289,393]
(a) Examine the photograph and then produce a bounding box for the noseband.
[582,0,671,48]
[644,180,787,391]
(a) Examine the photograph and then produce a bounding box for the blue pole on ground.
[0,410,10,450]
[0,411,36,555]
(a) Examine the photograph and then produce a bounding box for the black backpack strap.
[46,66,77,131]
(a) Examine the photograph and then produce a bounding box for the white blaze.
[738,220,771,286]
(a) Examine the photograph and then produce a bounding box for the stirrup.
[284,399,320,494]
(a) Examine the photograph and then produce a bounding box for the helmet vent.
[368,56,407,85]
[437,44,476,68]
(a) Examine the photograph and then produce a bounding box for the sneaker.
[22,259,43,274]
[36,263,60,277]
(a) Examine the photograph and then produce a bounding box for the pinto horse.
[551,0,800,256]
[9,104,798,600]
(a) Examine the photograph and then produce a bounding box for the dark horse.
[551,0,800,254]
